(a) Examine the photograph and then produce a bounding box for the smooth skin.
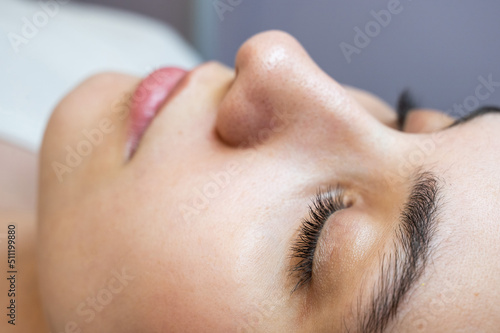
[3,31,499,332]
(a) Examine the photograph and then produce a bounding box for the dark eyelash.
[396,89,418,130]
[289,186,346,293]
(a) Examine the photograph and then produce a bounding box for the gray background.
[75,0,500,113]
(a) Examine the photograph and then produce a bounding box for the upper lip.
[160,69,194,107]
[126,67,196,159]
[125,62,215,160]
[160,61,216,108]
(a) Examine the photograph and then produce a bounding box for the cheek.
[129,174,295,331]
[37,124,299,331]
[37,186,135,331]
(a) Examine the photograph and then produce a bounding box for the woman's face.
[38,31,500,332]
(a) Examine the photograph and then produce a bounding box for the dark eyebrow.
[353,171,441,333]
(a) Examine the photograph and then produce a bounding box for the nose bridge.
[215,31,399,166]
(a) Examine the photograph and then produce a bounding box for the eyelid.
[446,105,500,129]
[288,186,347,293]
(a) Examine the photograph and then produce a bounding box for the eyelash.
[289,186,347,293]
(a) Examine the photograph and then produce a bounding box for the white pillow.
[0,0,203,152]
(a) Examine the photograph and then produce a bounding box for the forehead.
[427,115,500,251]
[392,115,500,331]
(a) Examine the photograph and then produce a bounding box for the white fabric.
[0,0,202,152]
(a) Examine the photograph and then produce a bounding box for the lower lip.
[127,67,189,158]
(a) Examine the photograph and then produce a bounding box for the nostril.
[216,91,288,148]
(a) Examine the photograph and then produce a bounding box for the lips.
[126,67,189,158]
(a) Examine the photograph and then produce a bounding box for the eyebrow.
[350,99,500,332]
[354,171,441,333]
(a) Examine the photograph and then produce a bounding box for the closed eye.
[288,186,346,294]
[447,105,500,128]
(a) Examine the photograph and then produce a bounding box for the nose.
[215,30,390,154]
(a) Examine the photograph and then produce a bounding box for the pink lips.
[127,67,188,158]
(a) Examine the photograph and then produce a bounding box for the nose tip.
[217,31,308,147]
[234,30,303,75]
[217,30,351,147]
[216,91,292,148]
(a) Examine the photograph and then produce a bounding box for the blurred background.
[76,0,500,112]
[2,0,500,151]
